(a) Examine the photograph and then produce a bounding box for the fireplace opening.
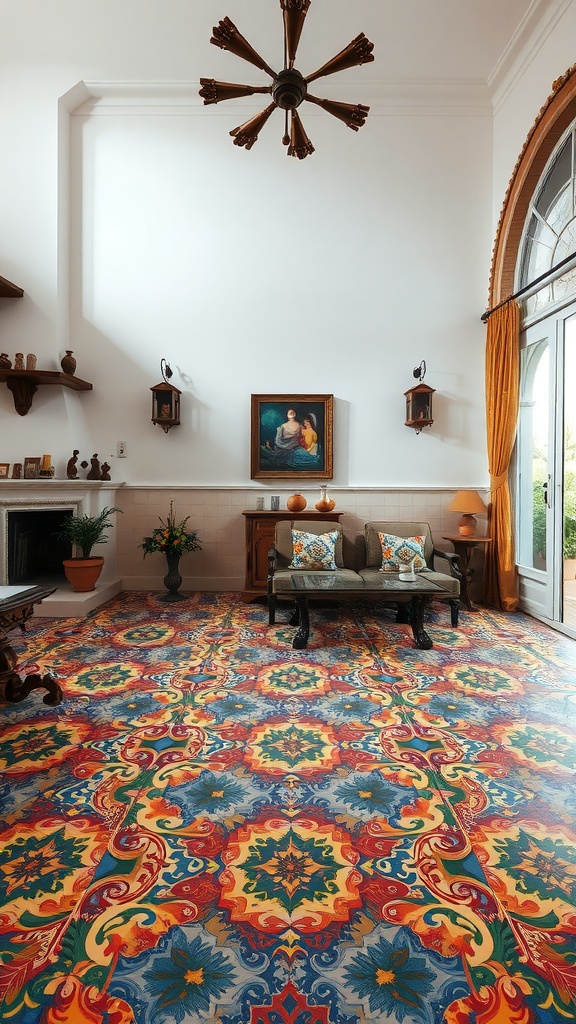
[8,509,73,585]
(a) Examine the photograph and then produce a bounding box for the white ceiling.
[197,0,536,89]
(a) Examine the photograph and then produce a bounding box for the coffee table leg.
[288,601,300,626]
[409,596,433,650]
[292,596,310,649]
[395,602,410,624]
[5,671,63,706]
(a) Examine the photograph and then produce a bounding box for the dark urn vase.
[159,552,187,602]
[60,350,77,374]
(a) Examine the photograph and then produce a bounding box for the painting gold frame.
[251,394,333,481]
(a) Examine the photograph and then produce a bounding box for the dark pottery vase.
[159,551,187,602]
[61,350,77,374]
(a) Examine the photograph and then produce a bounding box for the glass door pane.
[562,314,576,630]
[518,336,550,572]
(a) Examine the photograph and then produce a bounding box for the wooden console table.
[242,510,344,601]
[0,585,62,705]
[442,535,491,611]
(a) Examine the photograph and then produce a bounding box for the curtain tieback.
[490,473,508,491]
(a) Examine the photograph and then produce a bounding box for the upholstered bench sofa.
[267,519,462,649]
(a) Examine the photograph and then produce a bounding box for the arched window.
[489,62,576,311]
[490,64,576,637]
[518,125,576,318]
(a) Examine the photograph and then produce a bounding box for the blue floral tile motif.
[317,769,419,822]
[114,926,237,1024]
[318,691,383,723]
[165,769,266,822]
[344,932,435,1020]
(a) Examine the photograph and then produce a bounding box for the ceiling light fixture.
[199,0,374,159]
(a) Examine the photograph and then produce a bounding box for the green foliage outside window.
[532,470,576,560]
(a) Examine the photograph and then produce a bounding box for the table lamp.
[448,490,487,536]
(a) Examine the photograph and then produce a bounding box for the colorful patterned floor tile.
[1,593,575,1023]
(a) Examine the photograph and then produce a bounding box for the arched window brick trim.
[490,63,576,309]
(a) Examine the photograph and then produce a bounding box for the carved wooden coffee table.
[269,572,445,650]
[0,585,62,705]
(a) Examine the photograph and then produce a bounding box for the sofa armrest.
[432,547,463,581]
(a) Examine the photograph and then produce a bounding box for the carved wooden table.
[268,572,445,650]
[442,535,492,611]
[0,585,62,705]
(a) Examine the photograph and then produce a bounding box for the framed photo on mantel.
[251,394,333,481]
[24,457,41,479]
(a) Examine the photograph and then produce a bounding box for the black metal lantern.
[151,359,181,433]
[404,360,435,434]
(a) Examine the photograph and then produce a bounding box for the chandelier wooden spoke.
[199,0,374,159]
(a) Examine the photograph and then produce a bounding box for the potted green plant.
[57,505,122,592]
[141,502,202,601]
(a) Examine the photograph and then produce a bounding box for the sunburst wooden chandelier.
[199,0,374,159]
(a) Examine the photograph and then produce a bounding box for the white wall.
[491,0,576,237]
[0,1,493,489]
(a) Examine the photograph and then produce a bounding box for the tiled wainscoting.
[116,486,489,596]
[0,483,489,616]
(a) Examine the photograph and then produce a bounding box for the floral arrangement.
[141,502,202,558]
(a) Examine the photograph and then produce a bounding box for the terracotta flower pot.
[63,557,104,592]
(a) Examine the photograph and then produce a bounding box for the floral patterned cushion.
[290,529,339,570]
[378,532,427,572]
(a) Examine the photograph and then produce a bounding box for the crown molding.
[68,78,491,119]
[489,0,573,113]
[366,79,491,117]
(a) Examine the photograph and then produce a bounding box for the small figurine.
[87,454,101,480]
[11,463,22,479]
[26,353,37,370]
[0,353,12,369]
[14,353,25,370]
[100,462,111,481]
[66,449,80,479]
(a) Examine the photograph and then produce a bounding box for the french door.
[517,303,576,637]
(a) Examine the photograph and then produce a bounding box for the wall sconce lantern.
[151,359,181,433]
[405,360,435,435]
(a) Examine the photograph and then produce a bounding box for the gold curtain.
[484,301,520,610]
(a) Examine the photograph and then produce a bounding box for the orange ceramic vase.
[286,493,307,512]
[315,485,335,512]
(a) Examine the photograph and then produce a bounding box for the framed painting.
[251,394,333,480]
[24,457,41,479]
[0,463,9,478]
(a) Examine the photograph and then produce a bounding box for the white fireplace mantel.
[0,480,124,616]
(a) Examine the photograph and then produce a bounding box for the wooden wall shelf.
[0,276,24,298]
[0,369,93,416]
